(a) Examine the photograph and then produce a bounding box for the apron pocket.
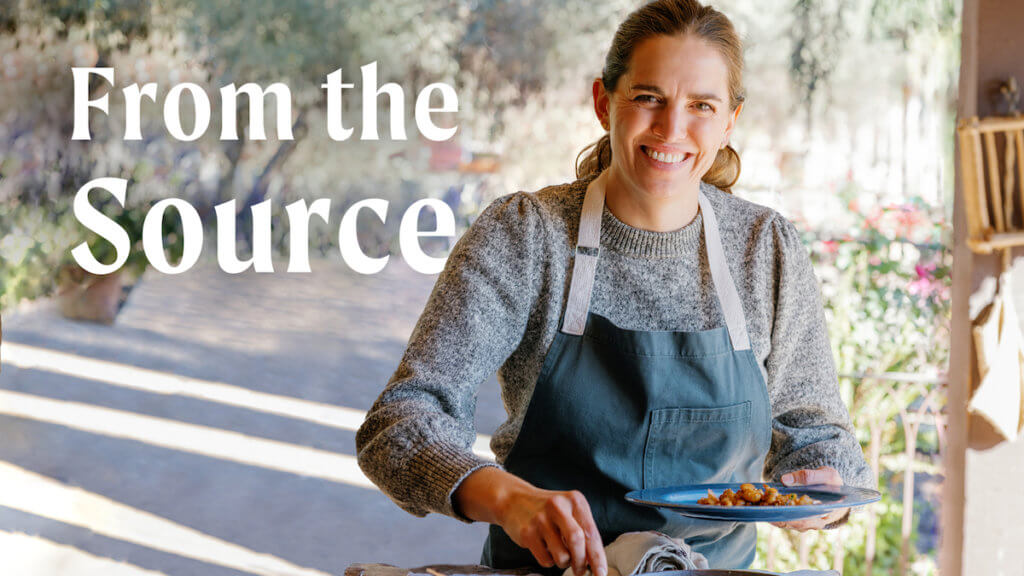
[643,401,752,489]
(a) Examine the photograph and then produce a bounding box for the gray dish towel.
[560,531,839,576]
[562,531,707,576]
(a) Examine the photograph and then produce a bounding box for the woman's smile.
[640,144,694,169]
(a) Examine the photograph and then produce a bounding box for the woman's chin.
[633,173,698,199]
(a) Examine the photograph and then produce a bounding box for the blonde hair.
[576,0,745,191]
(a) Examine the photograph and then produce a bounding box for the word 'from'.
[72,62,458,142]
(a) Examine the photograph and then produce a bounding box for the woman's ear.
[593,78,610,129]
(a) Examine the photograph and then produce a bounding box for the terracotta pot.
[57,267,124,325]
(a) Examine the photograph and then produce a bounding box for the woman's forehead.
[623,34,730,97]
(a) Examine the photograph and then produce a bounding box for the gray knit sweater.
[355,176,873,522]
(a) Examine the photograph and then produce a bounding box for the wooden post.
[1002,132,1016,227]
[798,531,811,567]
[898,405,916,576]
[971,128,991,231]
[832,525,845,573]
[1016,130,1024,222]
[897,387,939,576]
[865,417,883,576]
[960,122,982,240]
[983,131,1005,231]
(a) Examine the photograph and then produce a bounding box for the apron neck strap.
[561,175,752,352]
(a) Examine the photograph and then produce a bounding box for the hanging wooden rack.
[958,114,1024,254]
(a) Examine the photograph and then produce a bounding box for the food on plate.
[697,483,819,507]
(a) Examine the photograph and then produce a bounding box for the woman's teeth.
[643,146,688,164]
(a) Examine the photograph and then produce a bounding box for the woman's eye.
[634,95,659,104]
[694,102,714,112]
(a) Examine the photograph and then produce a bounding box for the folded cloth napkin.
[560,531,840,576]
[562,531,707,576]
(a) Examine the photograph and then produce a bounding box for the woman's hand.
[770,466,848,532]
[454,467,607,576]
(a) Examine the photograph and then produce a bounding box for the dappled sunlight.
[0,389,376,489]
[0,530,169,576]
[0,341,497,461]
[0,462,331,576]
[114,260,435,359]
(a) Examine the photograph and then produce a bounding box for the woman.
[355,1,873,574]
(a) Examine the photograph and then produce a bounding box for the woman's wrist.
[453,466,533,524]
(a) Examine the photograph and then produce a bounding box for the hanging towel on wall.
[969,252,1024,441]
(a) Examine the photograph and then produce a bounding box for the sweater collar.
[595,181,710,258]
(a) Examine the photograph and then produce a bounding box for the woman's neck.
[602,169,700,232]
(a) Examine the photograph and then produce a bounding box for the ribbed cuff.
[406,441,503,523]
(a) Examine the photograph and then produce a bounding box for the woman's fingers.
[496,485,606,575]
[781,466,843,487]
[772,518,816,532]
[772,508,846,531]
[773,468,846,532]
[771,517,820,531]
[547,494,587,574]
[569,492,608,576]
[522,523,556,568]
[540,519,572,569]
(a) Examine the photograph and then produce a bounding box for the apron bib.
[481,176,772,571]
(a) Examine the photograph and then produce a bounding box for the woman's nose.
[652,106,689,141]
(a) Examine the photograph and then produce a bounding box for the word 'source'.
[72,178,455,275]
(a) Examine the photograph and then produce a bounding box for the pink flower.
[909,261,945,299]
[908,276,932,296]
[822,240,839,254]
[915,263,936,279]
[896,208,928,239]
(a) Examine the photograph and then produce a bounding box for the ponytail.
[702,144,741,192]
[575,134,612,179]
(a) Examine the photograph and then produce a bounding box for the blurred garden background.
[0,0,957,574]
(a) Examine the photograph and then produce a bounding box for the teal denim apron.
[481,176,772,571]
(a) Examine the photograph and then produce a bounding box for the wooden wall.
[943,0,1024,574]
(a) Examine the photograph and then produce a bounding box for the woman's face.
[594,33,742,200]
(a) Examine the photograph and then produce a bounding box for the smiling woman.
[591,32,743,232]
[577,6,745,204]
[355,1,874,575]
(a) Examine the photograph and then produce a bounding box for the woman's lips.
[641,145,693,167]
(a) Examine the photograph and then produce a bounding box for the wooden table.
[345,564,541,576]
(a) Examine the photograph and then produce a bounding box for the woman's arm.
[358,190,608,576]
[355,192,546,521]
[760,214,874,496]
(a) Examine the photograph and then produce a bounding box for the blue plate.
[624,483,881,522]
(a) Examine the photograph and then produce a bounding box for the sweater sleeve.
[761,214,875,490]
[355,192,545,522]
